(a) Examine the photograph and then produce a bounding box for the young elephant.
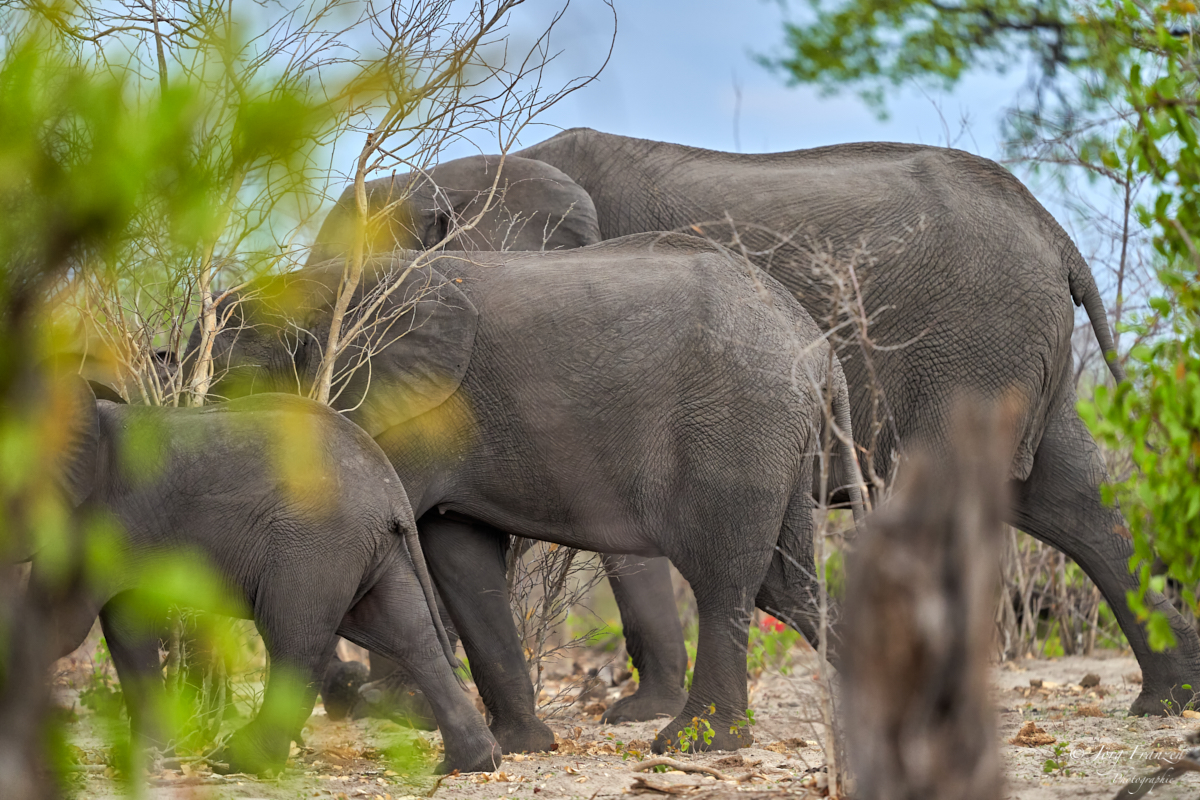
[46,381,499,775]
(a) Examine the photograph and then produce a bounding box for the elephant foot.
[651,706,753,754]
[436,732,502,775]
[352,678,438,730]
[489,716,555,754]
[601,685,687,724]
[321,659,369,722]
[1130,681,1200,716]
[212,723,289,776]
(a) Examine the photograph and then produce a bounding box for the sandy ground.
[52,643,1200,800]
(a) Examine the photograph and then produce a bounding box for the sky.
[445,0,1025,160]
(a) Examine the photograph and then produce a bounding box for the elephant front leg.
[419,513,555,754]
[599,554,688,724]
[99,595,171,751]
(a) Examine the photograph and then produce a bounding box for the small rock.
[1181,709,1200,720]
[1081,673,1101,688]
[1029,678,1042,688]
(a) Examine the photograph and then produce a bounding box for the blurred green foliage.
[764,0,1094,113]
[0,4,387,791]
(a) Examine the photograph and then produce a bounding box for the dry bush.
[505,540,606,713]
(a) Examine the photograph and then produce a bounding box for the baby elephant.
[45,379,499,775]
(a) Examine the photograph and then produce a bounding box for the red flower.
[759,615,785,633]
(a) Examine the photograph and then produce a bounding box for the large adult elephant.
[313,154,696,725]
[342,128,1200,717]
[193,236,865,752]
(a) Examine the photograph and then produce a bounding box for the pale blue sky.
[459,0,1024,158]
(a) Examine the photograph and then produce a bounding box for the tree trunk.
[842,402,1009,800]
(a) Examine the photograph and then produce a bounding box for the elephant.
[308,154,602,264]
[189,233,865,752]
[44,379,500,774]
[329,127,1200,718]
[312,156,701,725]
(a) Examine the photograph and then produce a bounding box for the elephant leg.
[217,576,348,775]
[319,656,368,722]
[48,595,104,662]
[599,555,688,724]
[651,525,777,754]
[369,594,456,681]
[337,548,499,774]
[419,513,555,754]
[99,594,170,750]
[345,591,458,724]
[1012,391,1200,715]
[754,488,833,656]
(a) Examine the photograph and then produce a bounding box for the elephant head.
[308,155,601,264]
[191,258,478,438]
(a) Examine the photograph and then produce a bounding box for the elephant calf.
[45,381,499,775]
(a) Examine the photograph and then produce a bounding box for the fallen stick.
[630,758,732,781]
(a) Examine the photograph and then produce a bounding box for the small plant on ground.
[748,616,803,677]
[729,708,756,738]
[78,639,124,720]
[670,704,717,754]
[1043,741,1073,777]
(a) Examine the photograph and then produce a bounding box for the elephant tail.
[393,511,465,687]
[831,360,868,529]
[1067,247,1126,384]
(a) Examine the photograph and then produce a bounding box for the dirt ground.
[50,635,1200,800]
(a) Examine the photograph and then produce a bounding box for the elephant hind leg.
[1012,390,1200,715]
[754,482,835,659]
[652,497,782,754]
[216,564,351,775]
[337,549,499,774]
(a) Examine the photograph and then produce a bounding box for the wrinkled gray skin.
[192,234,863,753]
[46,383,499,774]
[383,128,1199,719]
[309,154,602,263]
[315,154,689,725]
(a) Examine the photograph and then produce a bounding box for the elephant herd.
[44,128,1200,775]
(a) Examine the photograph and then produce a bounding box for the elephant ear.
[323,263,478,437]
[59,375,101,506]
[433,155,601,252]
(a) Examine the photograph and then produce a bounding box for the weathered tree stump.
[842,404,1011,800]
